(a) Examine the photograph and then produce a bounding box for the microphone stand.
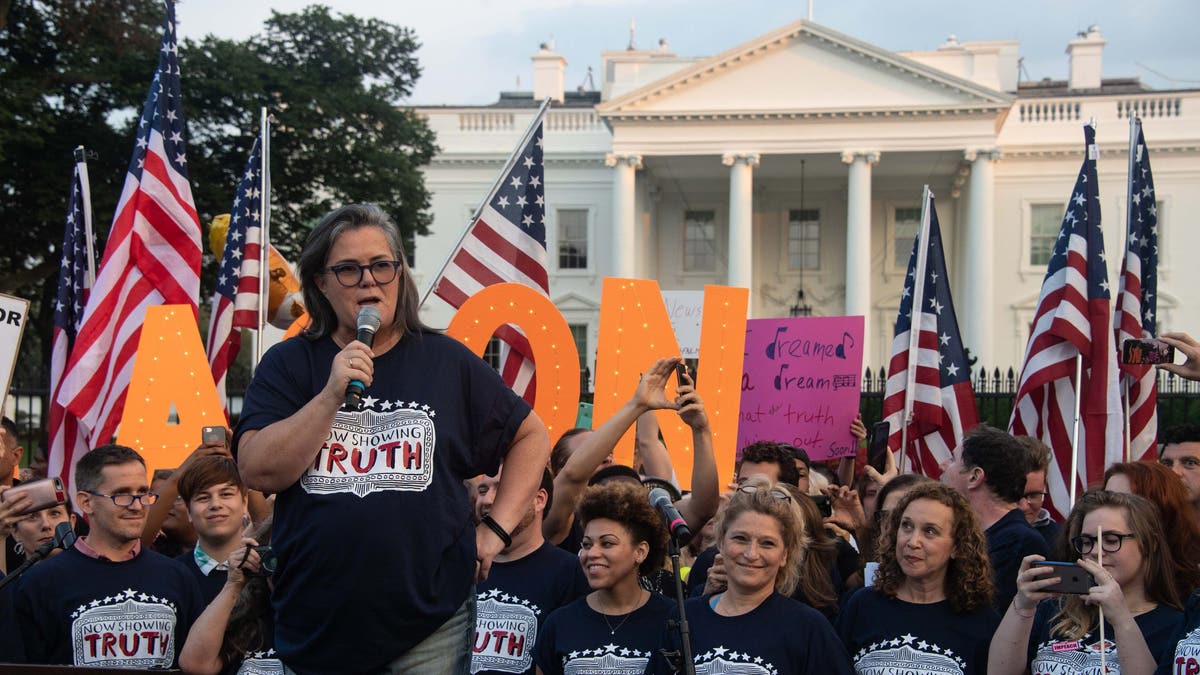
[659,533,696,675]
[0,538,57,592]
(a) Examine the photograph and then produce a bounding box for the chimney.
[532,41,566,103]
[1067,25,1105,90]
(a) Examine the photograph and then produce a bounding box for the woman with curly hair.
[647,476,851,674]
[989,490,1184,674]
[1103,461,1200,594]
[534,480,673,675]
[838,482,998,674]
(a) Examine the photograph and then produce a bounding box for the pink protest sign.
[737,316,865,461]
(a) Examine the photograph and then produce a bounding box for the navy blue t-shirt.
[471,540,589,674]
[235,332,531,673]
[175,549,228,605]
[987,508,1048,613]
[646,592,853,674]
[1028,597,1183,674]
[535,592,674,675]
[12,545,203,667]
[836,587,1000,674]
[1156,590,1200,675]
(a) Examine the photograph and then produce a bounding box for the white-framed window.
[568,323,588,384]
[556,208,589,270]
[684,210,719,272]
[892,206,922,268]
[1029,203,1063,266]
[787,208,820,270]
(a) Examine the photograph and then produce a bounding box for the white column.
[722,152,760,291]
[963,148,999,364]
[842,151,879,355]
[605,153,642,278]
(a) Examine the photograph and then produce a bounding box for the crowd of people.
[2,202,1200,674]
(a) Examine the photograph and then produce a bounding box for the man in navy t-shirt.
[174,455,251,604]
[471,467,589,674]
[13,444,203,667]
[941,426,1047,613]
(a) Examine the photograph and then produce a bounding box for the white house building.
[411,19,1200,379]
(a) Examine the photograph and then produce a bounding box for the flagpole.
[899,186,934,475]
[1069,354,1083,508]
[419,97,552,308]
[253,107,272,374]
[1122,113,1139,463]
[73,146,98,288]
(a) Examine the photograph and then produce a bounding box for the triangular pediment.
[554,291,600,312]
[598,20,1011,118]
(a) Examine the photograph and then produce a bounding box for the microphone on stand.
[344,306,382,411]
[649,487,692,545]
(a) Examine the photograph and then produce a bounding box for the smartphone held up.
[1121,338,1176,366]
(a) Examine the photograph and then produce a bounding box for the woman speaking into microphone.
[235,204,550,674]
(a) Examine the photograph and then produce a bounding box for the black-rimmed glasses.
[737,485,792,502]
[86,491,159,508]
[324,260,403,287]
[1020,491,1049,503]
[1071,532,1137,555]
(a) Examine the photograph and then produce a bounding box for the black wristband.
[481,515,512,548]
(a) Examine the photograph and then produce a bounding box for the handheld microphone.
[344,306,382,411]
[55,521,77,550]
[648,487,692,545]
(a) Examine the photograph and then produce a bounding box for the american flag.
[46,157,96,498]
[1010,124,1122,518]
[206,136,265,411]
[1114,118,1159,461]
[431,110,549,404]
[881,191,978,478]
[54,0,201,450]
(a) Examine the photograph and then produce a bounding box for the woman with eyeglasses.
[647,476,852,674]
[838,482,998,674]
[235,204,551,673]
[989,490,1184,674]
[179,518,280,675]
[534,480,674,675]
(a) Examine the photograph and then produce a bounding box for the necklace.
[595,592,643,635]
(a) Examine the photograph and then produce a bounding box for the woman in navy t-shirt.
[535,480,673,675]
[837,482,999,674]
[990,490,1184,675]
[647,476,852,674]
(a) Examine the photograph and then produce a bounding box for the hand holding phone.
[201,425,228,446]
[1030,560,1095,594]
[676,362,689,386]
[1,477,67,517]
[1122,338,1176,365]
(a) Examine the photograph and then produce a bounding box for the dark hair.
[1102,461,1200,592]
[790,446,812,469]
[960,425,1029,503]
[75,444,145,494]
[789,490,838,610]
[539,467,554,515]
[1015,435,1052,474]
[875,483,994,613]
[737,441,801,487]
[576,481,668,576]
[297,203,432,340]
[0,416,17,439]
[151,469,174,483]
[550,428,591,475]
[220,517,273,667]
[588,464,641,487]
[1162,424,1200,447]
[177,456,245,505]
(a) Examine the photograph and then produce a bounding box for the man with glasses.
[1014,435,1061,549]
[12,444,203,667]
[940,426,1046,613]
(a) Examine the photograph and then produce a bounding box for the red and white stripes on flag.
[1115,117,1160,461]
[1010,124,1123,519]
[881,189,978,478]
[206,136,265,411]
[55,1,201,450]
[46,155,96,498]
[431,105,549,404]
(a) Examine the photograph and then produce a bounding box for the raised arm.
[238,340,374,493]
[141,439,232,548]
[476,411,551,581]
[988,554,1055,675]
[543,358,681,544]
[179,539,261,675]
[673,371,718,532]
[635,410,674,482]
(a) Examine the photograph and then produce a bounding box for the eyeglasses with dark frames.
[737,485,792,502]
[86,491,159,508]
[1071,532,1137,555]
[324,260,403,287]
[1020,491,1049,502]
